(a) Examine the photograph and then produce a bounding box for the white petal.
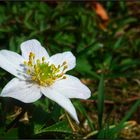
[20,39,49,61]
[1,78,42,103]
[41,87,79,123]
[48,51,76,72]
[52,75,91,99]
[0,50,27,80]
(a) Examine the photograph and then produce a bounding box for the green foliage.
[97,75,104,130]
[35,120,72,135]
[114,100,140,139]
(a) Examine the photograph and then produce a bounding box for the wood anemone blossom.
[0,39,91,123]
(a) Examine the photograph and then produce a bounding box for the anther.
[63,65,68,71]
[42,57,45,62]
[62,61,67,66]
[24,61,27,65]
[36,59,40,64]
[27,69,31,75]
[62,76,67,79]
[28,61,32,66]
[29,52,32,58]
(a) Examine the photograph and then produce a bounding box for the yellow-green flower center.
[24,52,67,86]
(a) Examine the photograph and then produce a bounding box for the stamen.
[24,52,68,86]
[42,57,45,62]
[63,65,68,71]
[27,69,31,75]
[36,59,40,64]
[62,61,67,66]
[24,61,27,65]
[62,76,67,79]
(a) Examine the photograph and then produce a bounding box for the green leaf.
[0,128,18,139]
[113,37,123,49]
[113,100,140,138]
[34,98,49,112]
[76,56,100,79]
[35,121,72,135]
[32,100,50,125]
[24,10,35,30]
[97,75,105,130]
[74,101,94,130]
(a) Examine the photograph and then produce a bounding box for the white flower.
[0,39,91,123]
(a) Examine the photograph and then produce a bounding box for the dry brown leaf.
[93,2,109,21]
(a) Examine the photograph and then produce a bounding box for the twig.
[83,121,132,139]
[81,96,140,105]
[65,111,77,132]
[5,109,26,132]
[83,125,116,139]
[124,96,140,103]
[81,99,114,105]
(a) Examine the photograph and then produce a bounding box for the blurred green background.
[0,1,140,139]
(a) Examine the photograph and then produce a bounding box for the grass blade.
[97,75,105,130]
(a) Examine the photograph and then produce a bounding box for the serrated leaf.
[35,121,72,135]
